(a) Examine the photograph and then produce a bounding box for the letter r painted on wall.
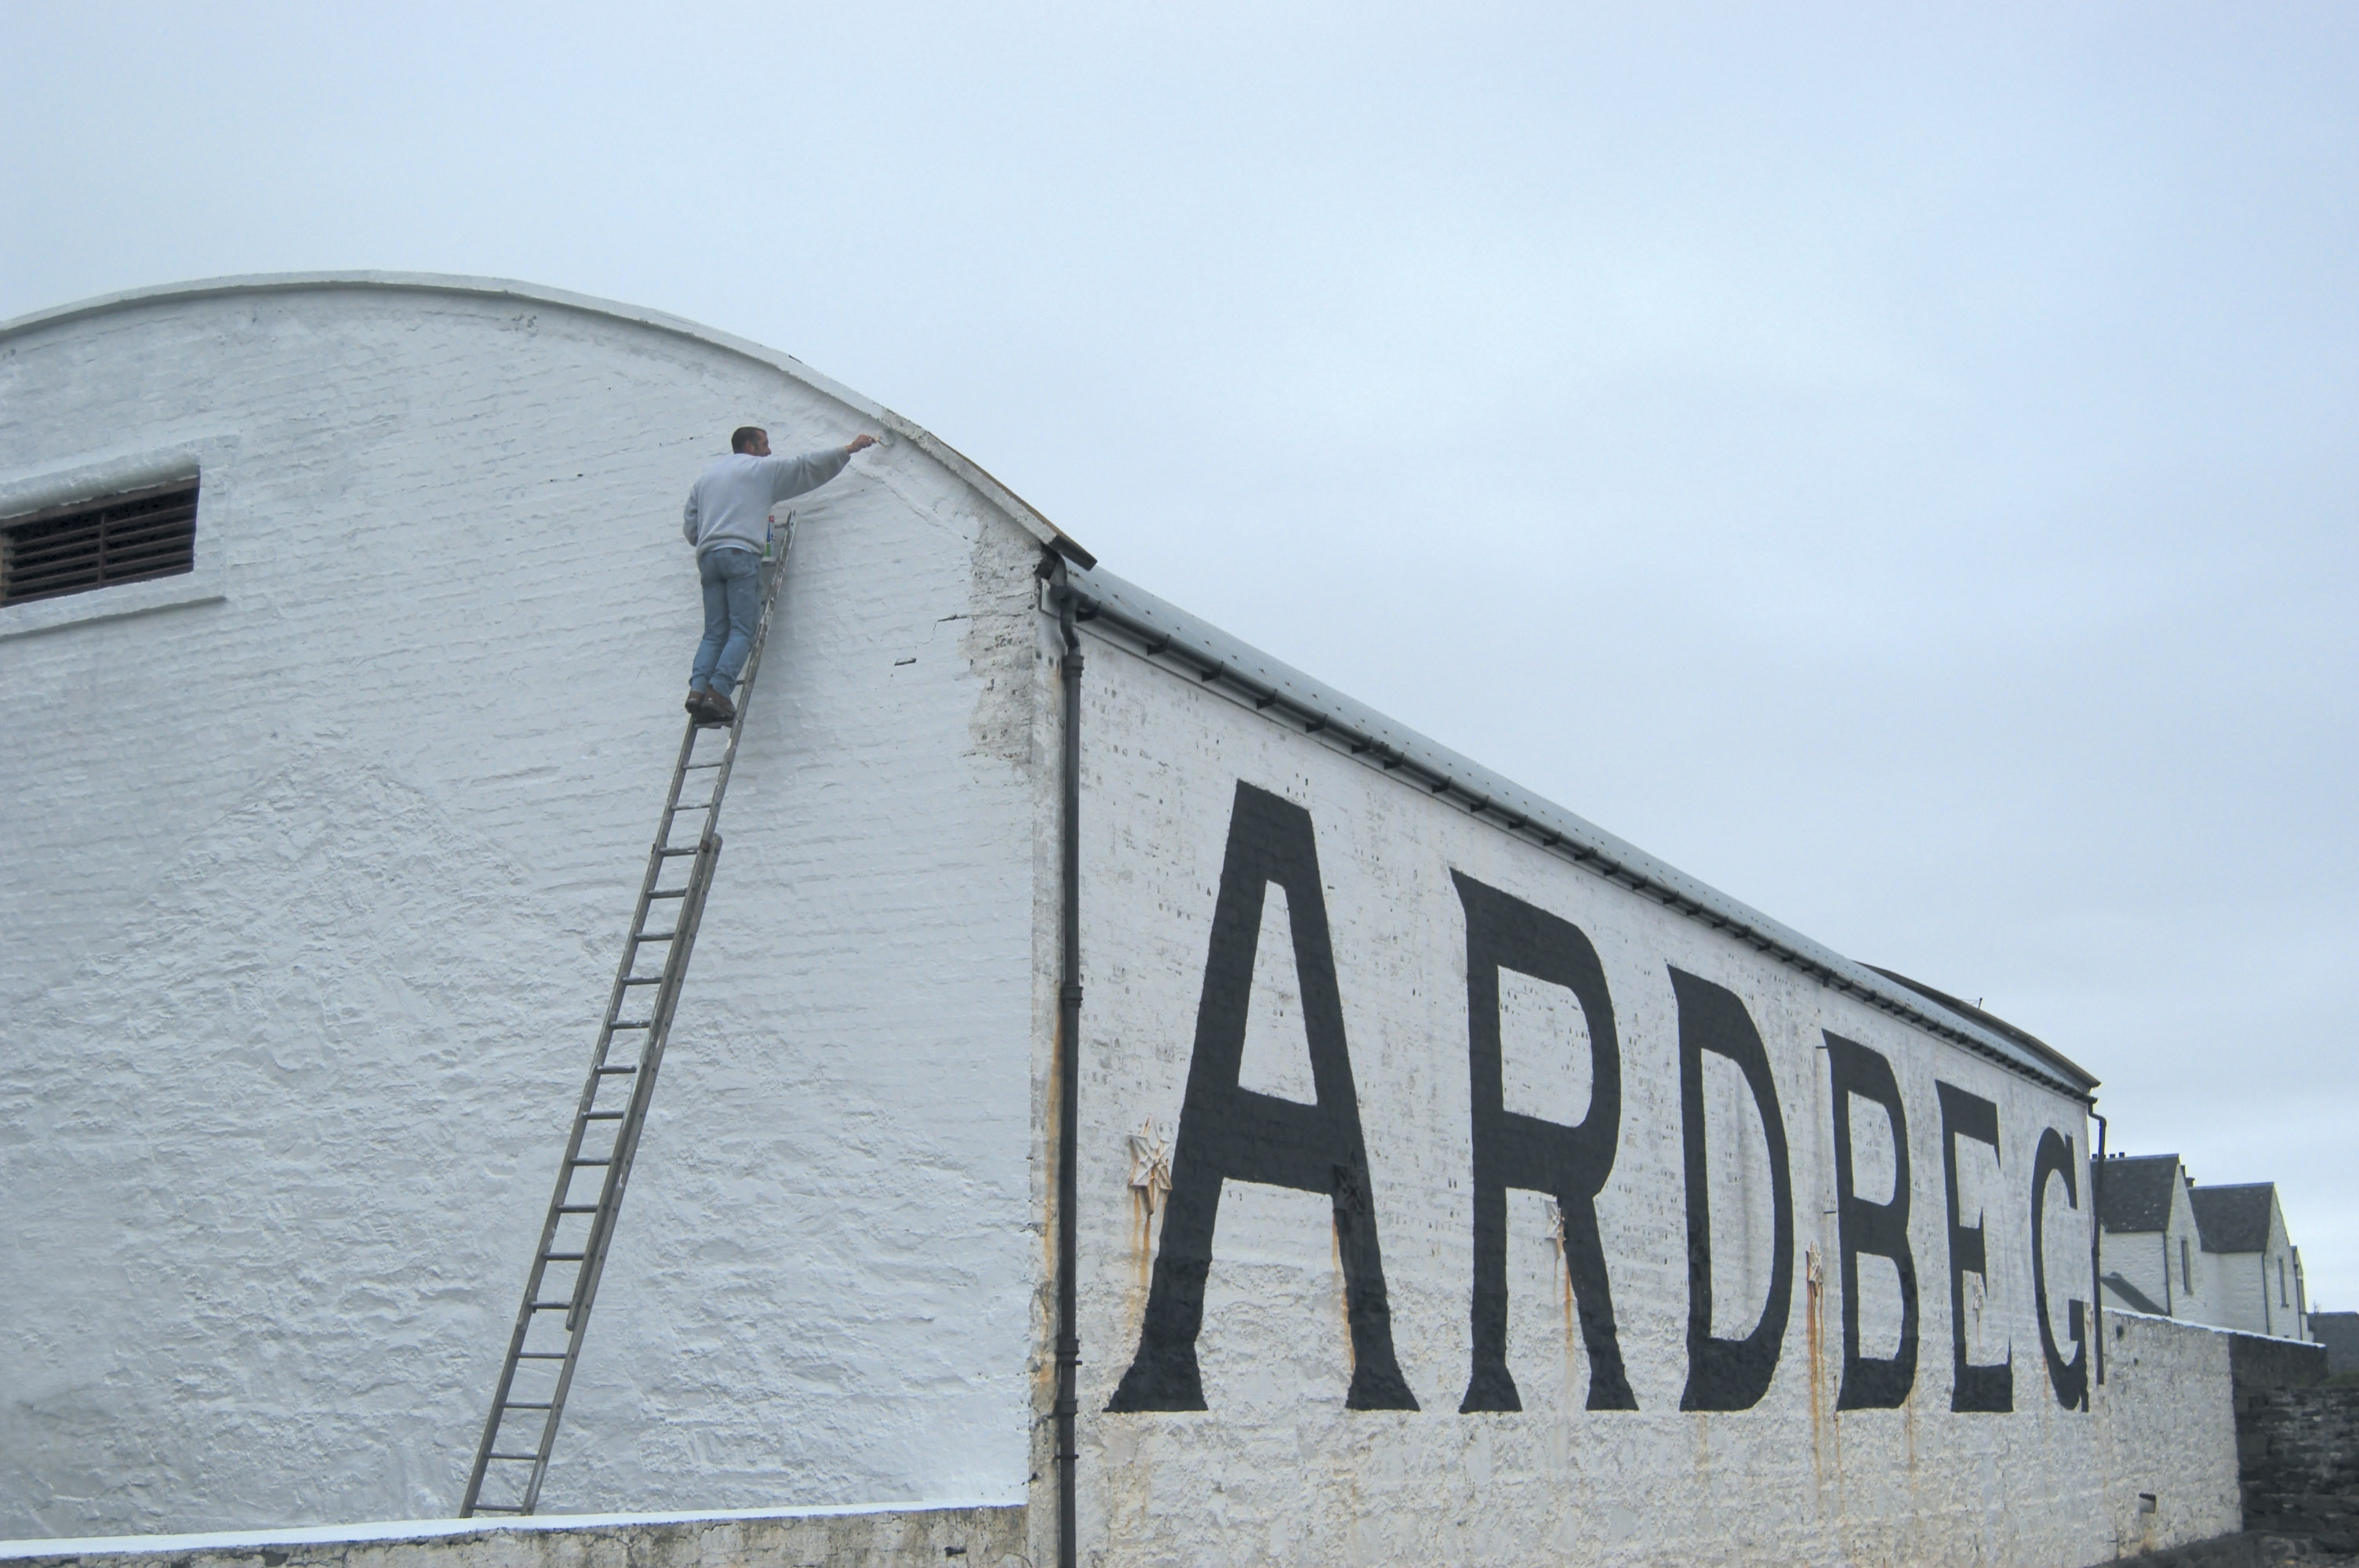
[1453,871,1635,1414]
[1106,782,1419,1413]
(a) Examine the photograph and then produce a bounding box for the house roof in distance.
[2096,1153,2184,1234]
[2190,1182,2280,1254]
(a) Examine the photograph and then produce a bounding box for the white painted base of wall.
[0,1505,1026,1568]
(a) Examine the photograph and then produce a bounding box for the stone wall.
[2097,1312,2245,1560]
[0,1508,1027,1568]
[2236,1345,2351,1555]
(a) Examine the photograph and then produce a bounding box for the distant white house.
[2096,1155,2308,1342]
[2096,1153,2211,1323]
[2190,1181,2309,1341]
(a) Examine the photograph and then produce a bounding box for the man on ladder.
[682,424,878,724]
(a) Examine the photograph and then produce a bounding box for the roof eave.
[0,270,1096,568]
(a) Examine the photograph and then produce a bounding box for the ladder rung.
[609,1020,649,1030]
[684,760,724,770]
[517,1352,568,1359]
[543,1250,586,1261]
[472,1504,530,1512]
[623,974,666,983]
[570,1156,612,1167]
[487,1451,543,1461]
[673,798,716,811]
[557,1204,600,1213]
[656,848,699,858]
[636,933,675,944]
[582,1112,624,1121]
[531,1301,573,1311]
[501,1401,554,1410]
[594,1065,638,1076]
[647,891,686,902]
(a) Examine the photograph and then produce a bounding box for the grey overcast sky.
[5,4,2355,1305]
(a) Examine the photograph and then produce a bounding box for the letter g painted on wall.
[2030,1126,2091,1412]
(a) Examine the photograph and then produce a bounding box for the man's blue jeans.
[690,546,762,696]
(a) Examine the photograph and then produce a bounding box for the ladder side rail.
[565,536,788,1316]
[522,838,725,1513]
[467,510,799,1516]
[563,833,722,1365]
[462,719,703,1515]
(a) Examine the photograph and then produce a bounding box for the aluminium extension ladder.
[460,517,798,1518]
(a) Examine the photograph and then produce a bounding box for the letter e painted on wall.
[1937,1081,2012,1412]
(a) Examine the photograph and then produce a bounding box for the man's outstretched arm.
[762,434,878,503]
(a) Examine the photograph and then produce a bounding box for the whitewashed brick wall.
[1063,622,2127,1566]
[0,281,1053,1538]
[3,276,2242,1567]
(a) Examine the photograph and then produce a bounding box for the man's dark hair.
[731,426,767,454]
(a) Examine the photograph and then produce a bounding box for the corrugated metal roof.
[1063,564,2099,1101]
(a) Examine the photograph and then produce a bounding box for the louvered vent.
[0,481,199,607]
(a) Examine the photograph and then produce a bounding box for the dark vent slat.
[3,485,199,608]
[102,531,198,564]
[100,514,198,543]
[8,532,107,567]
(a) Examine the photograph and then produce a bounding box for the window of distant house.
[2281,1258,2289,1307]
[2181,1238,2192,1293]
[0,480,198,608]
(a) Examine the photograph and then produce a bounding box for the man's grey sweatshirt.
[682,447,852,558]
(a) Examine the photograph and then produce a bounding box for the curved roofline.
[0,270,1094,568]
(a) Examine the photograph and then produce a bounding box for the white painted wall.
[2197,1210,2307,1341]
[1063,619,2113,1566]
[2094,1312,2241,1559]
[0,280,1053,1537]
[2099,1163,2211,1324]
[2,273,2248,1566]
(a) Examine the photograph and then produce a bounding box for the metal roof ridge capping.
[1063,562,2098,1100]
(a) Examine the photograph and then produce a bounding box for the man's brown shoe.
[685,687,710,717]
[698,688,737,727]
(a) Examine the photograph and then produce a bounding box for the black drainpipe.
[2091,1110,2106,1389]
[1053,576,1084,1568]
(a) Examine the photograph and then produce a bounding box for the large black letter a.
[1673,968,1794,1412]
[1455,872,1634,1412]
[1106,782,1418,1412]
